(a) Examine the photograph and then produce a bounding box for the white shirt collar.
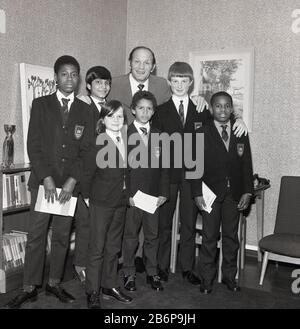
[106,129,123,144]
[214,120,231,132]
[129,73,149,96]
[90,95,105,113]
[172,95,189,117]
[56,90,74,110]
[133,120,150,135]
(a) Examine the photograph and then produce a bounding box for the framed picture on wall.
[189,48,254,131]
[20,63,56,163]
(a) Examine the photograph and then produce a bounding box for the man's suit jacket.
[190,119,254,202]
[82,132,127,207]
[126,123,170,199]
[151,97,212,184]
[108,74,171,124]
[27,93,94,195]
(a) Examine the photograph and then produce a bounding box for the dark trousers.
[86,202,126,293]
[199,192,240,283]
[73,194,90,267]
[23,189,73,286]
[123,207,159,276]
[158,177,198,271]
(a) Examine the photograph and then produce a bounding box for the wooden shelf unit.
[0,163,31,293]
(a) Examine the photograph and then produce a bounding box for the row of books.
[2,229,76,272]
[2,231,28,271]
[2,172,31,209]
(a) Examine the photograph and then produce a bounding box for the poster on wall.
[189,48,254,131]
[20,63,56,163]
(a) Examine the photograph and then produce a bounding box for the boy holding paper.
[122,91,169,292]
[191,91,253,294]
[7,55,94,308]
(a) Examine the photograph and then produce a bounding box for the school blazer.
[151,97,212,184]
[82,132,127,207]
[88,96,101,129]
[108,74,171,124]
[27,93,94,195]
[190,120,254,202]
[126,123,170,199]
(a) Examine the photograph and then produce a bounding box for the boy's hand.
[190,95,209,113]
[129,197,135,207]
[43,176,57,203]
[233,118,248,137]
[58,177,77,204]
[76,94,91,105]
[157,196,167,207]
[237,193,252,211]
[194,196,206,210]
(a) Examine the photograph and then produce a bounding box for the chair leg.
[170,193,180,274]
[217,238,223,283]
[259,251,269,285]
[241,216,246,270]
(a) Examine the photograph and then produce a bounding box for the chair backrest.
[274,176,300,235]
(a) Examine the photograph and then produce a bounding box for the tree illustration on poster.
[20,63,56,163]
[189,48,254,131]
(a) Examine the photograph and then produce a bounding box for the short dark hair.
[210,91,233,107]
[128,46,156,66]
[131,90,157,112]
[85,66,112,85]
[168,62,193,81]
[54,55,80,74]
[96,100,127,135]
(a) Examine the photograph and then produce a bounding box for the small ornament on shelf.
[2,124,16,168]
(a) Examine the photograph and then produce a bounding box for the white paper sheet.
[202,182,216,213]
[132,190,158,214]
[34,185,77,217]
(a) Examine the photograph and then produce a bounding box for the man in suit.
[73,66,112,284]
[108,46,171,125]
[191,91,253,294]
[7,55,94,309]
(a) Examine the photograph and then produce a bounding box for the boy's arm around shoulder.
[27,97,52,181]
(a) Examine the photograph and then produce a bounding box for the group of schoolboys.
[7,49,253,309]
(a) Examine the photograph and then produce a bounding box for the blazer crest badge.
[237,143,244,157]
[74,125,85,139]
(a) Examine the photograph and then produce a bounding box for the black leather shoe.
[222,278,241,292]
[73,267,86,284]
[87,291,101,309]
[199,282,213,294]
[102,287,133,304]
[45,284,75,303]
[182,271,201,285]
[147,275,164,291]
[124,275,136,291]
[135,257,145,273]
[6,288,38,309]
[158,268,169,282]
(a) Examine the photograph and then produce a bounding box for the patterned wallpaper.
[127,0,300,247]
[0,0,127,164]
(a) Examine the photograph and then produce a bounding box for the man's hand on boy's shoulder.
[233,118,248,137]
[77,94,91,105]
[190,95,209,113]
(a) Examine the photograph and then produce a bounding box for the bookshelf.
[0,163,31,293]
